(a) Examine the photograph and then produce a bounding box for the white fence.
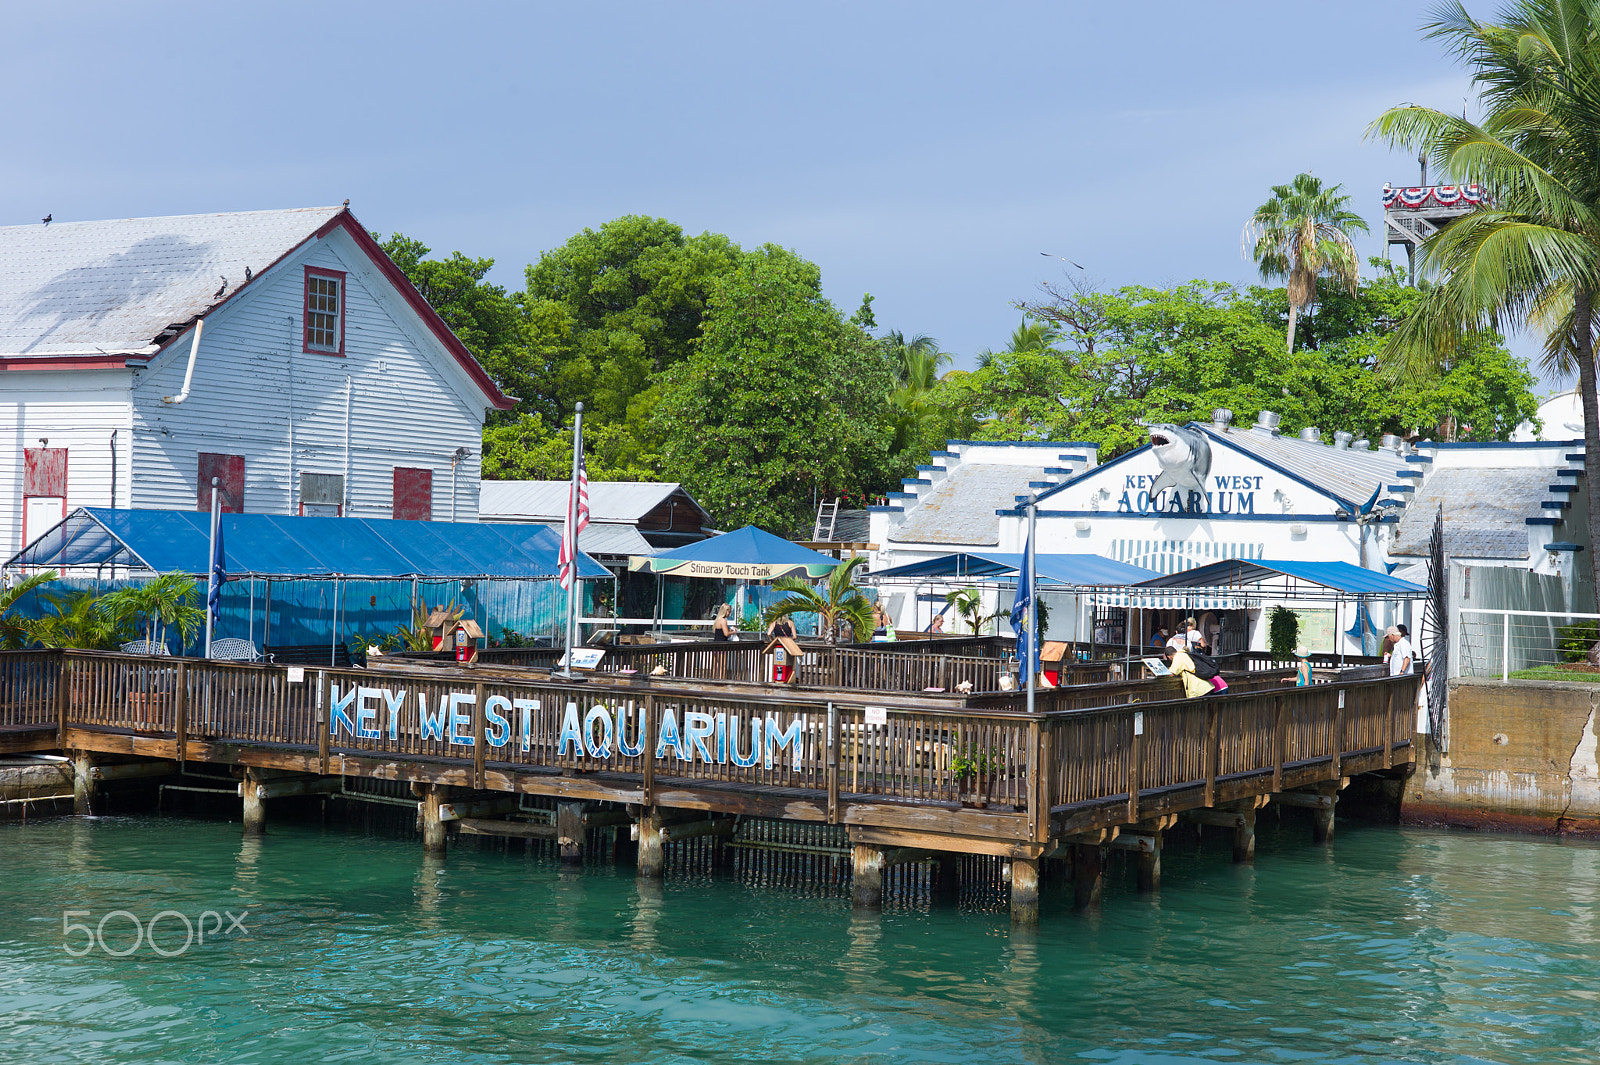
[1457,608,1600,680]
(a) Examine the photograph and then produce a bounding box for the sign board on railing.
[864,706,887,726]
[558,648,607,671]
[287,667,304,684]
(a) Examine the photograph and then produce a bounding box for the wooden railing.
[1,650,1418,837]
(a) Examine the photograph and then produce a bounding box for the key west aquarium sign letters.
[326,684,807,769]
[1090,423,1273,516]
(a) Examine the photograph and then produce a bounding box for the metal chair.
[119,640,170,656]
[209,638,265,663]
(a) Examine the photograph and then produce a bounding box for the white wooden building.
[0,206,514,560]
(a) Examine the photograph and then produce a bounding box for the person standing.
[1294,646,1313,687]
[1184,618,1207,653]
[1165,637,1214,699]
[711,604,734,642]
[928,613,945,635]
[1149,626,1170,649]
[1386,625,1414,676]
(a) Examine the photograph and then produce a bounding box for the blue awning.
[870,551,1160,587]
[4,507,611,581]
[1134,558,1429,597]
[628,525,841,580]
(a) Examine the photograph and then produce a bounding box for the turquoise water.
[2,815,1598,1064]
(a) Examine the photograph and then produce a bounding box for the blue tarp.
[628,525,841,579]
[870,551,1160,587]
[4,507,610,581]
[1134,558,1430,597]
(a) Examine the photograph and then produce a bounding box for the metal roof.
[870,551,1160,587]
[891,464,1046,545]
[0,207,343,358]
[3,507,610,581]
[479,480,708,525]
[1135,558,1429,597]
[533,521,654,558]
[1207,428,1399,509]
[1391,467,1546,559]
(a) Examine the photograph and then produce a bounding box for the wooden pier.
[0,647,1417,924]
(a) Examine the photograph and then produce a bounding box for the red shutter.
[393,468,432,521]
[23,448,67,497]
[198,453,246,513]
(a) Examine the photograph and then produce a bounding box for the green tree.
[0,570,58,648]
[882,330,956,460]
[1369,0,1600,611]
[100,575,204,652]
[762,556,875,644]
[25,590,129,650]
[654,245,896,532]
[481,413,661,481]
[1243,173,1370,352]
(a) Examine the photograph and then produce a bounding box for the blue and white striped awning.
[1097,540,1265,608]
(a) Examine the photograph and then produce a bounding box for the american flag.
[558,450,589,589]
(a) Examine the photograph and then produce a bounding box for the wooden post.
[72,751,95,815]
[826,703,840,824]
[1383,683,1395,769]
[1234,807,1256,863]
[851,843,883,910]
[1312,798,1336,844]
[174,660,189,766]
[1272,695,1285,793]
[1137,832,1162,893]
[1010,856,1040,925]
[317,670,330,776]
[1331,688,1345,780]
[421,783,448,855]
[1126,717,1141,823]
[1028,719,1044,841]
[1204,703,1218,807]
[641,697,657,808]
[636,808,663,878]
[557,801,585,864]
[55,651,69,750]
[473,682,487,790]
[1072,843,1102,909]
[241,768,265,836]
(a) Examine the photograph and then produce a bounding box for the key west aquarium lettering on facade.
[325,684,807,768]
[1117,473,1263,515]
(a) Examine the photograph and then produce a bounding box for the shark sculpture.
[1146,423,1212,501]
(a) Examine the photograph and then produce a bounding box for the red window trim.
[303,265,348,356]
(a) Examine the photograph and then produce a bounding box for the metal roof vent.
[1332,430,1353,450]
[1211,408,1234,429]
[1299,426,1322,443]
[1254,410,1282,434]
[1380,433,1403,452]
[1352,437,1371,451]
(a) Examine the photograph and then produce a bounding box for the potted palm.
[100,575,204,725]
[950,746,1002,808]
[762,555,875,645]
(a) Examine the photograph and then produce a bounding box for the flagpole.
[205,476,220,658]
[1026,492,1037,715]
[565,403,584,662]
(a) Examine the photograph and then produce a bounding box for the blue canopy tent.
[3,507,610,655]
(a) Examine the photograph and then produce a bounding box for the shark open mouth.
[1150,433,1170,446]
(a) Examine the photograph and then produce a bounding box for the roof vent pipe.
[1254,410,1281,434]
[1211,408,1234,429]
[1299,426,1322,443]
[1352,437,1370,451]
[1380,433,1403,452]
[162,318,204,404]
[1333,430,1353,450]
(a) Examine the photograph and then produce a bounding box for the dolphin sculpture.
[1146,423,1212,500]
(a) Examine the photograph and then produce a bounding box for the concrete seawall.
[1406,678,1600,836]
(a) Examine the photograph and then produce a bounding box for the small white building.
[0,206,514,559]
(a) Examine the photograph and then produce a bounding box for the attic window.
[304,267,346,354]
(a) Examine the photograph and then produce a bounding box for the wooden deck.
[1,648,1418,922]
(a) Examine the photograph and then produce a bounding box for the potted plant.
[100,575,204,725]
[950,746,1002,808]
[763,556,875,645]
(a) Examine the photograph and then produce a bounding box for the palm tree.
[1367,0,1600,611]
[26,590,130,650]
[976,321,1062,369]
[0,570,58,648]
[1244,173,1370,352]
[100,574,205,651]
[762,555,876,644]
[884,331,953,458]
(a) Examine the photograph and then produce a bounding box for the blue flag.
[1010,539,1037,674]
[207,519,226,628]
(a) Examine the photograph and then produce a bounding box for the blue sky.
[9,2,1550,389]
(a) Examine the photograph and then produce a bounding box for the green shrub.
[1559,620,1599,662]
[1268,606,1300,661]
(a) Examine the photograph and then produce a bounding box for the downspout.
[343,375,353,515]
[286,316,296,513]
[109,430,117,507]
[162,318,204,404]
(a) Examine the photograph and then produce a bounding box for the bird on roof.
[41,214,51,225]
[213,277,227,298]
[343,199,349,207]
[244,266,253,282]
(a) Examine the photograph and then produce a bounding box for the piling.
[1312,802,1336,843]
[420,783,448,855]
[1010,857,1040,924]
[636,809,663,878]
[851,843,883,910]
[1234,808,1256,863]
[241,769,265,835]
[1072,843,1103,909]
[557,802,585,864]
[1136,835,1162,893]
[72,752,95,815]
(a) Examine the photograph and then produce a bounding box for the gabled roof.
[1391,468,1548,559]
[480,480,709,524]
[0,206,513,408]
[1029,422,1399,513]
[4,507,608,581]
[870,551,1159,587]
[892,464,1046,545]
[629,526,840,579]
